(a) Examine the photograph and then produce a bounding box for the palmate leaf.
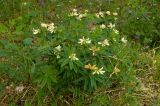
[36,65,57,91]
[69,61,79,73]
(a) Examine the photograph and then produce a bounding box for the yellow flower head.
[84,64,105,75]
[121,37,127,44]
[110,66,120,77]
[32,28,40,35]
[100,24,106,29]
[98,39,110,47]
[84,64,98,71]
[78,36,91,45]
[113,12,118,16]
[89,46,100,56]
[108,23,115,29]
[106,11,111,15]
[69,53,79,61]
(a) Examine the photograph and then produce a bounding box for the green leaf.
[23,38,33,46]
[61,59,69,67]
[73,77,84,83]
[84,79,89,90]
[74,60,83,67]
[30,63,35,74]
[24,101,32,106]
[0,23,8,33]
[90,76,97,89]
[69,61,74,70]
[40,76,47,89]
[37,65,57,90]
[0,49,7,57]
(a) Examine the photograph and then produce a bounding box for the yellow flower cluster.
[89,46,100,56]
[32,28,40,35]
[32,22,57,35]
[121,37,127,44]
[78,36,91,45]
[96,11,105,18]
[54,45,62,58]
[84,64,105,75]
[41,22,57,33]
[69,9,88,20]
[98,39,110,47]
[96,11,118,18]
[69,53,79,61]
[106,11,118,16]
[95,10,119,34]
[110,66,120,77]
[100,24,106,29]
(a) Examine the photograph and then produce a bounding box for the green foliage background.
[0,0,160,106]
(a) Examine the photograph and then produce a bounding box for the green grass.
[0,0,160,106]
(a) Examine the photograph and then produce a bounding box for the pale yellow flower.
[98,39,110,47]
[69,53,79,61]
[69,9,79,17]
[84,64,105,75]
[54,45,61,52]
[32,28,40,35]
[113,29,119,34]
[85,64,98,71]
[99,11,104,17]
[41,23,48,28]
[108,23,115,29]
[69,9,87,20]
[77,14,83,20]
[106,11,111,15]
[121,37,127,44]
[55,45,61,52]
[100,24,106,29]
[70,12,79,17]
[41,22,57,33]
[85,10,88,13]
[96,11,104,18]
[113,12,118,16]
[76,13,87,20]
[89,46,100,56]
[92,67,105,75]
[71,12,78,16]
[23,2,27,6]
[78,36,91,45]
[110,66,120,77]
[54,45,62,59]
[73,9,77,12]
[47,23,56,33]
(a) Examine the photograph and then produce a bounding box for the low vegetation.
[0,0,160,106]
